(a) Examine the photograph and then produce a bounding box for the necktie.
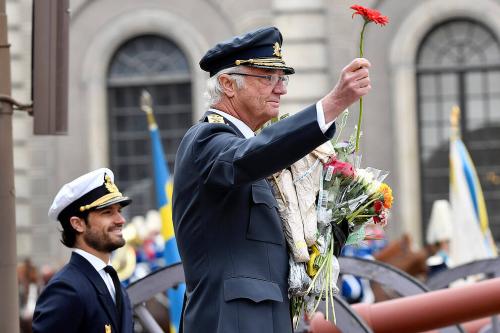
[104,265,123,323]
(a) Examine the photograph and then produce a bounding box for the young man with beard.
[33,168,134,333]
[173,26,371,332]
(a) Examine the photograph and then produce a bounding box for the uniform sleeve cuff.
[316,100,337,133]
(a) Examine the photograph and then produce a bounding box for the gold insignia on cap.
[273,42,282,58]
[234,58,287,68]
[207,114,225,124]
[79,174,124,212]
[104,175,119,194]
[105,324,111,333]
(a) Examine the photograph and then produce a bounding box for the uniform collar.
[208,108,255,139]
[74,248,110,272]
[70,251,121,331]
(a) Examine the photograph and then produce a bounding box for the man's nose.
[273,80,287,94]
[115,213,126,225]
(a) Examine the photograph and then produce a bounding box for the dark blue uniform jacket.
[33,252,134,333]
[173,104,335,333]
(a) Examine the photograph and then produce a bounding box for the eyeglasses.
[228,73,289,87]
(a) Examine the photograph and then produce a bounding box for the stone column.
[272,0,330,116]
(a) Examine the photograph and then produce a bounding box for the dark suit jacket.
[173,105,335,333]
[33,252,133,333]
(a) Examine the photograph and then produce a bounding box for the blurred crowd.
[17,258,58,333]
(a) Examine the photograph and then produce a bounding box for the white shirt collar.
[74,248,109,271]
[209,108,255,139]
[74,249,118,302]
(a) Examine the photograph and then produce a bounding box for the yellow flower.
[306,245,320,277]
[378,183,393,209]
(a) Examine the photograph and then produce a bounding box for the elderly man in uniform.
[33,168,134,333]
[173,26,371,332]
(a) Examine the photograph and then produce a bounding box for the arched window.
[417,19,500,241]
[107,35,192,218]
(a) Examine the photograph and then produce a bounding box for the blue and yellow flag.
[142,91,185,332]
[449,106,497,266]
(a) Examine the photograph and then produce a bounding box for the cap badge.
[78,174,124,212]
[273,42,282,58]
[105,175,119,194]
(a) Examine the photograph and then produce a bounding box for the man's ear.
[218,74,236,98]
[69,216,86,233]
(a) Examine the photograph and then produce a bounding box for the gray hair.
[204,67,246,108]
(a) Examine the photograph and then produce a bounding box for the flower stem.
[359,22,367,58]
[355,21,369,153]
[306,245,330,294]
[347,197,377,223]
[329,241,336,324]
[355,98,363,152]
[325,265,329,321]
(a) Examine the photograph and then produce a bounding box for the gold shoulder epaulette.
[207,114,225,124]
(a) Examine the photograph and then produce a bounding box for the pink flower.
[374,209,389,227]
[325,158,356,178]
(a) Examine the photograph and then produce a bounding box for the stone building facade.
[6,0,500,265]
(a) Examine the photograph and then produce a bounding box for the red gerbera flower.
[350,5,389,152]
[373,200,383,213]
[351,4,389,26]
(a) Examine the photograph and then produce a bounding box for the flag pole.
[450,105,460,141]
[141,90,157,130]
[140,90,185,332]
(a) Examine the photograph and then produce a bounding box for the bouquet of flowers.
[277,127,393,327]
[268,4,391,327]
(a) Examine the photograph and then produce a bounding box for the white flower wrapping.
[269,138,392,327]
[269,141,341,325]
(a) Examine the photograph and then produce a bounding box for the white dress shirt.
[210,101,336,139]
[315,100,336,133]
[73,249,118,303]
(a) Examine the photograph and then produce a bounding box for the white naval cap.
[48,168,132,222]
